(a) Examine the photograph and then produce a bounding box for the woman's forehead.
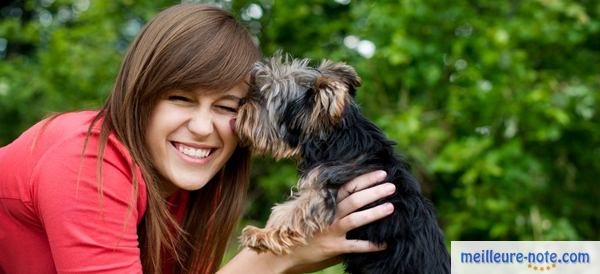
[188,81,250,97]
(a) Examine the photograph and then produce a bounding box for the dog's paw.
[240,225,307,255]
[239,226,268,252]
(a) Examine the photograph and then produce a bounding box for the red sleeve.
[32,135,145,273]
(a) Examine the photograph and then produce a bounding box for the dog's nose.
[229,118,237,134]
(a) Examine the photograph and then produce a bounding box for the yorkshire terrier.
[236,55,450,274]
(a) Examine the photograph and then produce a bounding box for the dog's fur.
[236,55,450,274]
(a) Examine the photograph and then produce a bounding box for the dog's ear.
[306,60,361,130]
[307,74,351,133]
[317,60,362,97]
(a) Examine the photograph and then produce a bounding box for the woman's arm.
[219,248,294,274]
[219,170,393,274]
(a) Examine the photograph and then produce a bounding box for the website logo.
[452,241,599,274]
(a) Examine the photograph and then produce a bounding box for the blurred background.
[1,0,599,272]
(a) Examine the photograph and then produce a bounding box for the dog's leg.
[240,168,336,255]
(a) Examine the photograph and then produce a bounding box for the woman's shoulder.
[39,110,100,140]
[5,111,101,153]
[0,111,146,225]
[32,110,144,186]
[1,110,146,208]
[31,111,148,221]
[26,111,125,162]
[0,110,102,178]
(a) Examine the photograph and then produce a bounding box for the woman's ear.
[318,60,362,97]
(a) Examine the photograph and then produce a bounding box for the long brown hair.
[88,4,260,273]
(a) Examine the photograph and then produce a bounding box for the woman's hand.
[283,170,395,273]
[220,170,394,274]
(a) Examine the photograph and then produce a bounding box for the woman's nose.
[187,110,214,137]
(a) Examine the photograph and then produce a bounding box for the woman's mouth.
[172,142,214,161]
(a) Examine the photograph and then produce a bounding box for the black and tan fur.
[236,55,450,274]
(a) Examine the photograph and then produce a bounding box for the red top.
[0,111,186,273]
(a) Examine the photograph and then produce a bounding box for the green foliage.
[0,0,174,143]
[2,1,599,272]
[239,0,600,243]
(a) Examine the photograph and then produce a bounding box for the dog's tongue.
[229,118,236,134]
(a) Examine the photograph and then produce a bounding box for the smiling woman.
[0,3,394,274]
[147,85,248,194]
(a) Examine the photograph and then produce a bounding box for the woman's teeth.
[177,144,211,159]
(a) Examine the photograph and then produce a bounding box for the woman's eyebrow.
[220,95,243,103]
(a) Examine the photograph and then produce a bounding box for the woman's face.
[146,82,247,194]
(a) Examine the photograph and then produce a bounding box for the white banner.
[452,241,600,274]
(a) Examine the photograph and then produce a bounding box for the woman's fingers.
[337,170,387,201]
[337,183,395,218]
[338,202,394,231]
[341,239,388,253]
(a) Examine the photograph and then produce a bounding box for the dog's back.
[300,104,450,274]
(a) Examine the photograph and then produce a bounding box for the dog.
[236,55,450,274]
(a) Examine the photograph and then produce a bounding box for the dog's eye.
[167,95,192,102]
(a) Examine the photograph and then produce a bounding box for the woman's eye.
[218,106,238,113]
[168,95,192,102]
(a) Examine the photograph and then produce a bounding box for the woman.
[0,3,395,273]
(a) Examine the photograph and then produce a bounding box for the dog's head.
[236,54,361,159]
